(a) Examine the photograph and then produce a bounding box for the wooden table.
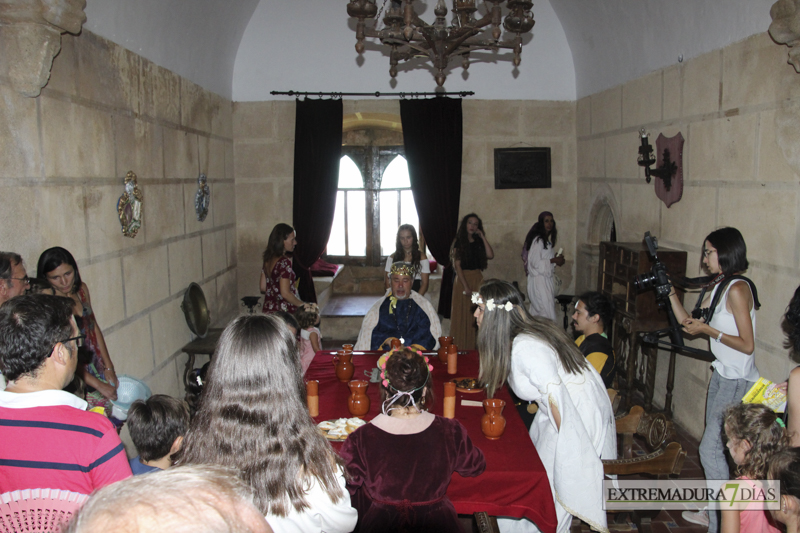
[306,350,557,532]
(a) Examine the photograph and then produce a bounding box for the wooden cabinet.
[598,242,687,415]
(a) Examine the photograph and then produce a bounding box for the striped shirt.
[0,389,132,494]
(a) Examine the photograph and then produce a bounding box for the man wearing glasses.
[0,294,132,494]
[0,252,29,307]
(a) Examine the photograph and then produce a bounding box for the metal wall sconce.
[637,128,678,191]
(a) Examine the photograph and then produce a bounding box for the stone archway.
[576,186,619,293]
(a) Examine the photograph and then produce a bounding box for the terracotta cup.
[306,380,319,417]
[443,382,456,419]
[481,398,507,440]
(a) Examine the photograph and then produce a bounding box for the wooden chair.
[593,398,686,533]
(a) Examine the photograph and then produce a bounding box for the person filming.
[667,227,759,532]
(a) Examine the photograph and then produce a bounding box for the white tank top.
[708,280,759,382]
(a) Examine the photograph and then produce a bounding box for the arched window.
[326,146,419,265]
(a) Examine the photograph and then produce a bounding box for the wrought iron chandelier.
[346,0,535,87]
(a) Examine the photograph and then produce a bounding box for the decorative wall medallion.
[654,133,684,208]
[195,173,210,222]
[117,171,143,238]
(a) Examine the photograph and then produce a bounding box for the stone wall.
[576,32,799,438]
[233,99,578,315]
[0,30,237,404]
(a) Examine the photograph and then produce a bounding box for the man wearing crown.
[356,262,441,351]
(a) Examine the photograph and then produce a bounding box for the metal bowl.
[181,282,209,338]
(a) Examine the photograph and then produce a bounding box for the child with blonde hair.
[294,303,321,374]
[721,403,789,533]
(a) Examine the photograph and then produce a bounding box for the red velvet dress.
[339,413,486,533]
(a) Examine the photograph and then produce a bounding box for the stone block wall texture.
[576,32,800,439]
[233,99,578,315]
[0,30,237,410]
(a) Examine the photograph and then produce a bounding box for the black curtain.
[292,98,343,303]
[400,97,462,318]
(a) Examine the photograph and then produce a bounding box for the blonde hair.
[724,403,789,479]
[476,279,588,398]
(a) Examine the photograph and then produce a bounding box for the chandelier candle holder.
[347,0,535,86]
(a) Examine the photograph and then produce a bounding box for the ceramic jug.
[334,351,355,382]
[348,380,370,418]
[481,398,507,440]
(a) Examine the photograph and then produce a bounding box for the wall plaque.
[494,147,551,189]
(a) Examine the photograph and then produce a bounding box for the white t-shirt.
[265,466,357,533]
[384,256,430,281]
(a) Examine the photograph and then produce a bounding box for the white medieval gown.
[500,334,616,533]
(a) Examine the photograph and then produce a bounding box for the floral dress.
[261,256,300,314]
[77,286,110,411]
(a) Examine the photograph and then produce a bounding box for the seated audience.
[0,294,131,494]
[38,247,119,411]
[356,262,442,351]
[474,280,616,533]
[127,395,190,475]
[572,291,616,387]
[176,315,357,533]
[340,348,485,532]
[0,252,29,306]
[67,465,273,533]
[768,448,800,533]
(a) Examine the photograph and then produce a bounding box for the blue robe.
[370,298,436,350]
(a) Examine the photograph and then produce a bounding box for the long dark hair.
[262,223,294,265]
[524,211,557,251]
[705,227,748,275]
[785,285,800,355]
[476,279,588,397]
[451,213,487,270]
[36,247,82,295]
[391,224,422,274]
[175,315,345,517]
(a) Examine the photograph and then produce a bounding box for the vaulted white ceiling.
[83,0,776,101]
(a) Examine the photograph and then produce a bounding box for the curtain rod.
[270,90,474,98]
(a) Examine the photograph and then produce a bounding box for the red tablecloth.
[306,350,557,532]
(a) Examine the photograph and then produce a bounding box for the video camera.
[632,232,672,301]
[635,232,713,361]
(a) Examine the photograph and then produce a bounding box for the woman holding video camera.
[668,227,759,532]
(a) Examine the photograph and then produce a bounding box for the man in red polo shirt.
[0,294,131,494]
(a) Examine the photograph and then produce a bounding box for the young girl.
[768,447,800,533]
[176,315,357,533]
[450,213,494,350]
[384,224,430,296]
[294,303,321,374]
[522,211,564,320]
[721,403,788,533]
[339,348,486,533]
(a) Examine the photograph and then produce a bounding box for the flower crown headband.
[379,348,433,414]
[471,292,514,312]
[301,302,319,314]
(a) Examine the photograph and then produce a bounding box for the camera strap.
[692,274,760,323]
